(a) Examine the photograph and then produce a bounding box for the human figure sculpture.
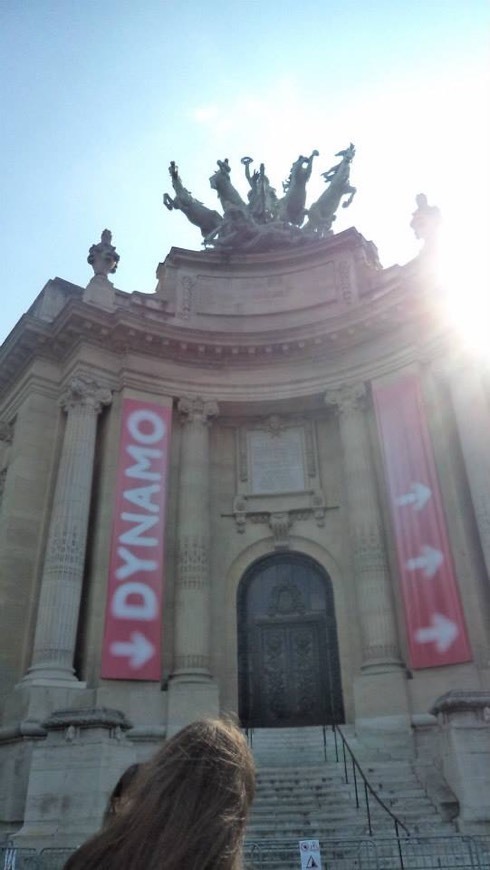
[163,145,360,253]
[410,193,441,247]
[241,157,279,224]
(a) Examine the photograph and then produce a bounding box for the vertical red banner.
[373,374,471,668]
[101,398,172,680]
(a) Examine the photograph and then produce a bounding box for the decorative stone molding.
[324,382,366,416]
[431,691,490,719]
[177,275,196,320]
[231,496,329,535]
[177,536,209,589]
[0,420,14,443]
[60,376,112,414]
[0,420,13,506]
[42,707,131,732]
[178,396,219,426]
[269,512,292,549]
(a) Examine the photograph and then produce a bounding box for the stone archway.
[237,552,344,728]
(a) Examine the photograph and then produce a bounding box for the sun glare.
[436,214,490,362]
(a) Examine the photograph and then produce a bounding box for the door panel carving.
[238,553,344,727]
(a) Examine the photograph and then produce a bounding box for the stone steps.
[245,726,457,866]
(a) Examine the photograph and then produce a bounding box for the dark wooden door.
[238,553,344,727]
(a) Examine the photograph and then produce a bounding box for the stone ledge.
[431,690,490,716]
[42,707,132,731]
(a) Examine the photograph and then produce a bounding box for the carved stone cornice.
[324,382,366,416]
[178,396,219,426]
[59,376,112,414]
[269,512,292,550]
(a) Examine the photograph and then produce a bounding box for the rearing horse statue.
[209,159,247,213]
[305,144,357,235]
[277,150,319,226]
[164,162,222,237]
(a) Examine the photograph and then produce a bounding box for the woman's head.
[65,718,255,870]
[103,763,141,826]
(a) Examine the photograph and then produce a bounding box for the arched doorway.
[237,552,344,727]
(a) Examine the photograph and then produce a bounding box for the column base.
[166,675,220,737]
[4,681,92,733]
[354,668,412,758]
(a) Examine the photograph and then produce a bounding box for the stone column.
[167,397,219,733]
[446,360,490,582]
[326,384,401,671]
[326,384,409,737]
[24,377,111,685]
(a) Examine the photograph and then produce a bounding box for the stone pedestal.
[167,397,220,733]
[14,708,134,847]
[431,691,490,834]
[83,275,116,311]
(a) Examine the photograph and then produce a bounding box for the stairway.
[245,726,460,869]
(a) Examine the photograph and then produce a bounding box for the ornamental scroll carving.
[178,396,219,426]
[60,377,112,414]
[324,382,366,417]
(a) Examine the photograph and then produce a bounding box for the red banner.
[101,398,172,680]
[373,373,471,668]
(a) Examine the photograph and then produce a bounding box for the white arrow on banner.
[111,632,154,669]
[415,614,459,652]
[406,545,443,578]
[395,482,432,511]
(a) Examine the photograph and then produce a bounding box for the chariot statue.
[163,145,358,253]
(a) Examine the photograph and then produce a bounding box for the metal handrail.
[330,723,410,844]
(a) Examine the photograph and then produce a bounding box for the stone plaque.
[249,428,306,494]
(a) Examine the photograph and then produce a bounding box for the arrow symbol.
[395,482,432,511]
[406,545,443,578]
[415,614,459,652]
[111,632,155,669]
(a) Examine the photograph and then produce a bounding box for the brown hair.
[102,763,141,827]
[64,718,255,870]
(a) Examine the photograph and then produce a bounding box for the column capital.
[324,382,366,417]
[178,396,219,426]
[60,377,112,414]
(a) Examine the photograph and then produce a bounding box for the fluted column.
[447,360,490,582]
[24,377,111,684]
[173,396,218,680]
[326,384,402,672]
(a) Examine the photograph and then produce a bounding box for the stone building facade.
[1,226,490,843]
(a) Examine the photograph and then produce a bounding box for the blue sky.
[1,0,489,344]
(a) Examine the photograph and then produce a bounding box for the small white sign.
[299,839,322,870]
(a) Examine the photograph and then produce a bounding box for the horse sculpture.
[209,159,247,213]
[163,162,222,237]
[305,144,357,236]
[277,150,319,226]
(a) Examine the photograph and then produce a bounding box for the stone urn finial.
[87,229,120,277]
